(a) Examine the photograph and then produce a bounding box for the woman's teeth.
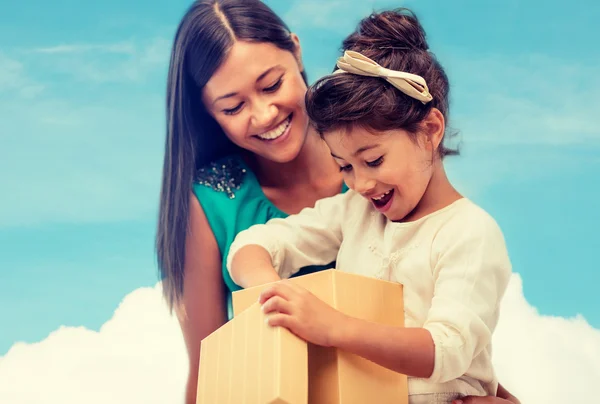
[256,116,291,140]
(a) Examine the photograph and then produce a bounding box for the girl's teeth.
[373,190,391,200]
[257,117,291,140]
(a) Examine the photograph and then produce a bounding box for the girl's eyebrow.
[353,144,379,156]
[331,144,379,159]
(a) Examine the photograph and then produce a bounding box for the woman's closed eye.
[223,102,243,115]
[263,76,283,93]
[221,77,283,115]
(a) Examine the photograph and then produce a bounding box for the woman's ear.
[290,33,304,72]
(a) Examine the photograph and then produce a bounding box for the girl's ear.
[290,33,304,72]
[422,108,445,152]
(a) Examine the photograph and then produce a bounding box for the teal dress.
[193,154,348,319]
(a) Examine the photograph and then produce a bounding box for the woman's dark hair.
[306,8,458,157]
[157,0,307,309]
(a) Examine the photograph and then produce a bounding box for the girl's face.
[202,38,309,164]
[324,111,444,222]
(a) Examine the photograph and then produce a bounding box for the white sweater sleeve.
[423,210,512,383]
[226,191,353,281]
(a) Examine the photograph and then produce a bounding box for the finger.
[261,296,293,315]
[258,282,295,304]
[265,313,296,330]
[454,396,504,404]
[496,384,520,403]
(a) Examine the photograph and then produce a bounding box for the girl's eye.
[264,77,283,93]
[223,103,243,115]
[367,156,384,167]
[339,164,352,173]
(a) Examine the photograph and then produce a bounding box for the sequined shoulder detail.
[195,157,247,199]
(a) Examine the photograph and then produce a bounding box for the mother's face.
[202,38,309,164]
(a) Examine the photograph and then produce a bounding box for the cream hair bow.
[333,50,433,104]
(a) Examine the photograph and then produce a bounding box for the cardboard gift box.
[197,269,407,404]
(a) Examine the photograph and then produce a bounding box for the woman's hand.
[453,383,520,404]
[259,280,347,347]
[453,398,515,404]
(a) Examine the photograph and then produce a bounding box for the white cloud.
[432,51,600,197]
[0,54,24,90]
[30,42,136,55]
[0,284,188,404]
[0,274,597,403]
[0,53,45,97]
[447,52,600,146]
[492,274,600,403]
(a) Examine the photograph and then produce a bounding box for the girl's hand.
[258,281,347,347]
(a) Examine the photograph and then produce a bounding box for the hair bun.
[352,8,429,52]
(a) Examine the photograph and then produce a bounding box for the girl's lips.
[372,189,394,212]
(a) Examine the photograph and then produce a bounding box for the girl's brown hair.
[305,8,458,157]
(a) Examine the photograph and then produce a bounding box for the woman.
[155,1,520,403]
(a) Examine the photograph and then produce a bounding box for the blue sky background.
[1,0,598,355]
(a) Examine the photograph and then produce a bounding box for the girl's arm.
[260,212,512,382]
[420,214,512,383]
[332,318,435,378]
[258,281,434,378]
[178,194,228,404]
[338,218,511,381]
[229,244,281,288]
[228,192,352,288]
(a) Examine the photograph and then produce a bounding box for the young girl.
[226,8,512,404]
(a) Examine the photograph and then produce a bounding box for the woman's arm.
[177,194,228,404]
